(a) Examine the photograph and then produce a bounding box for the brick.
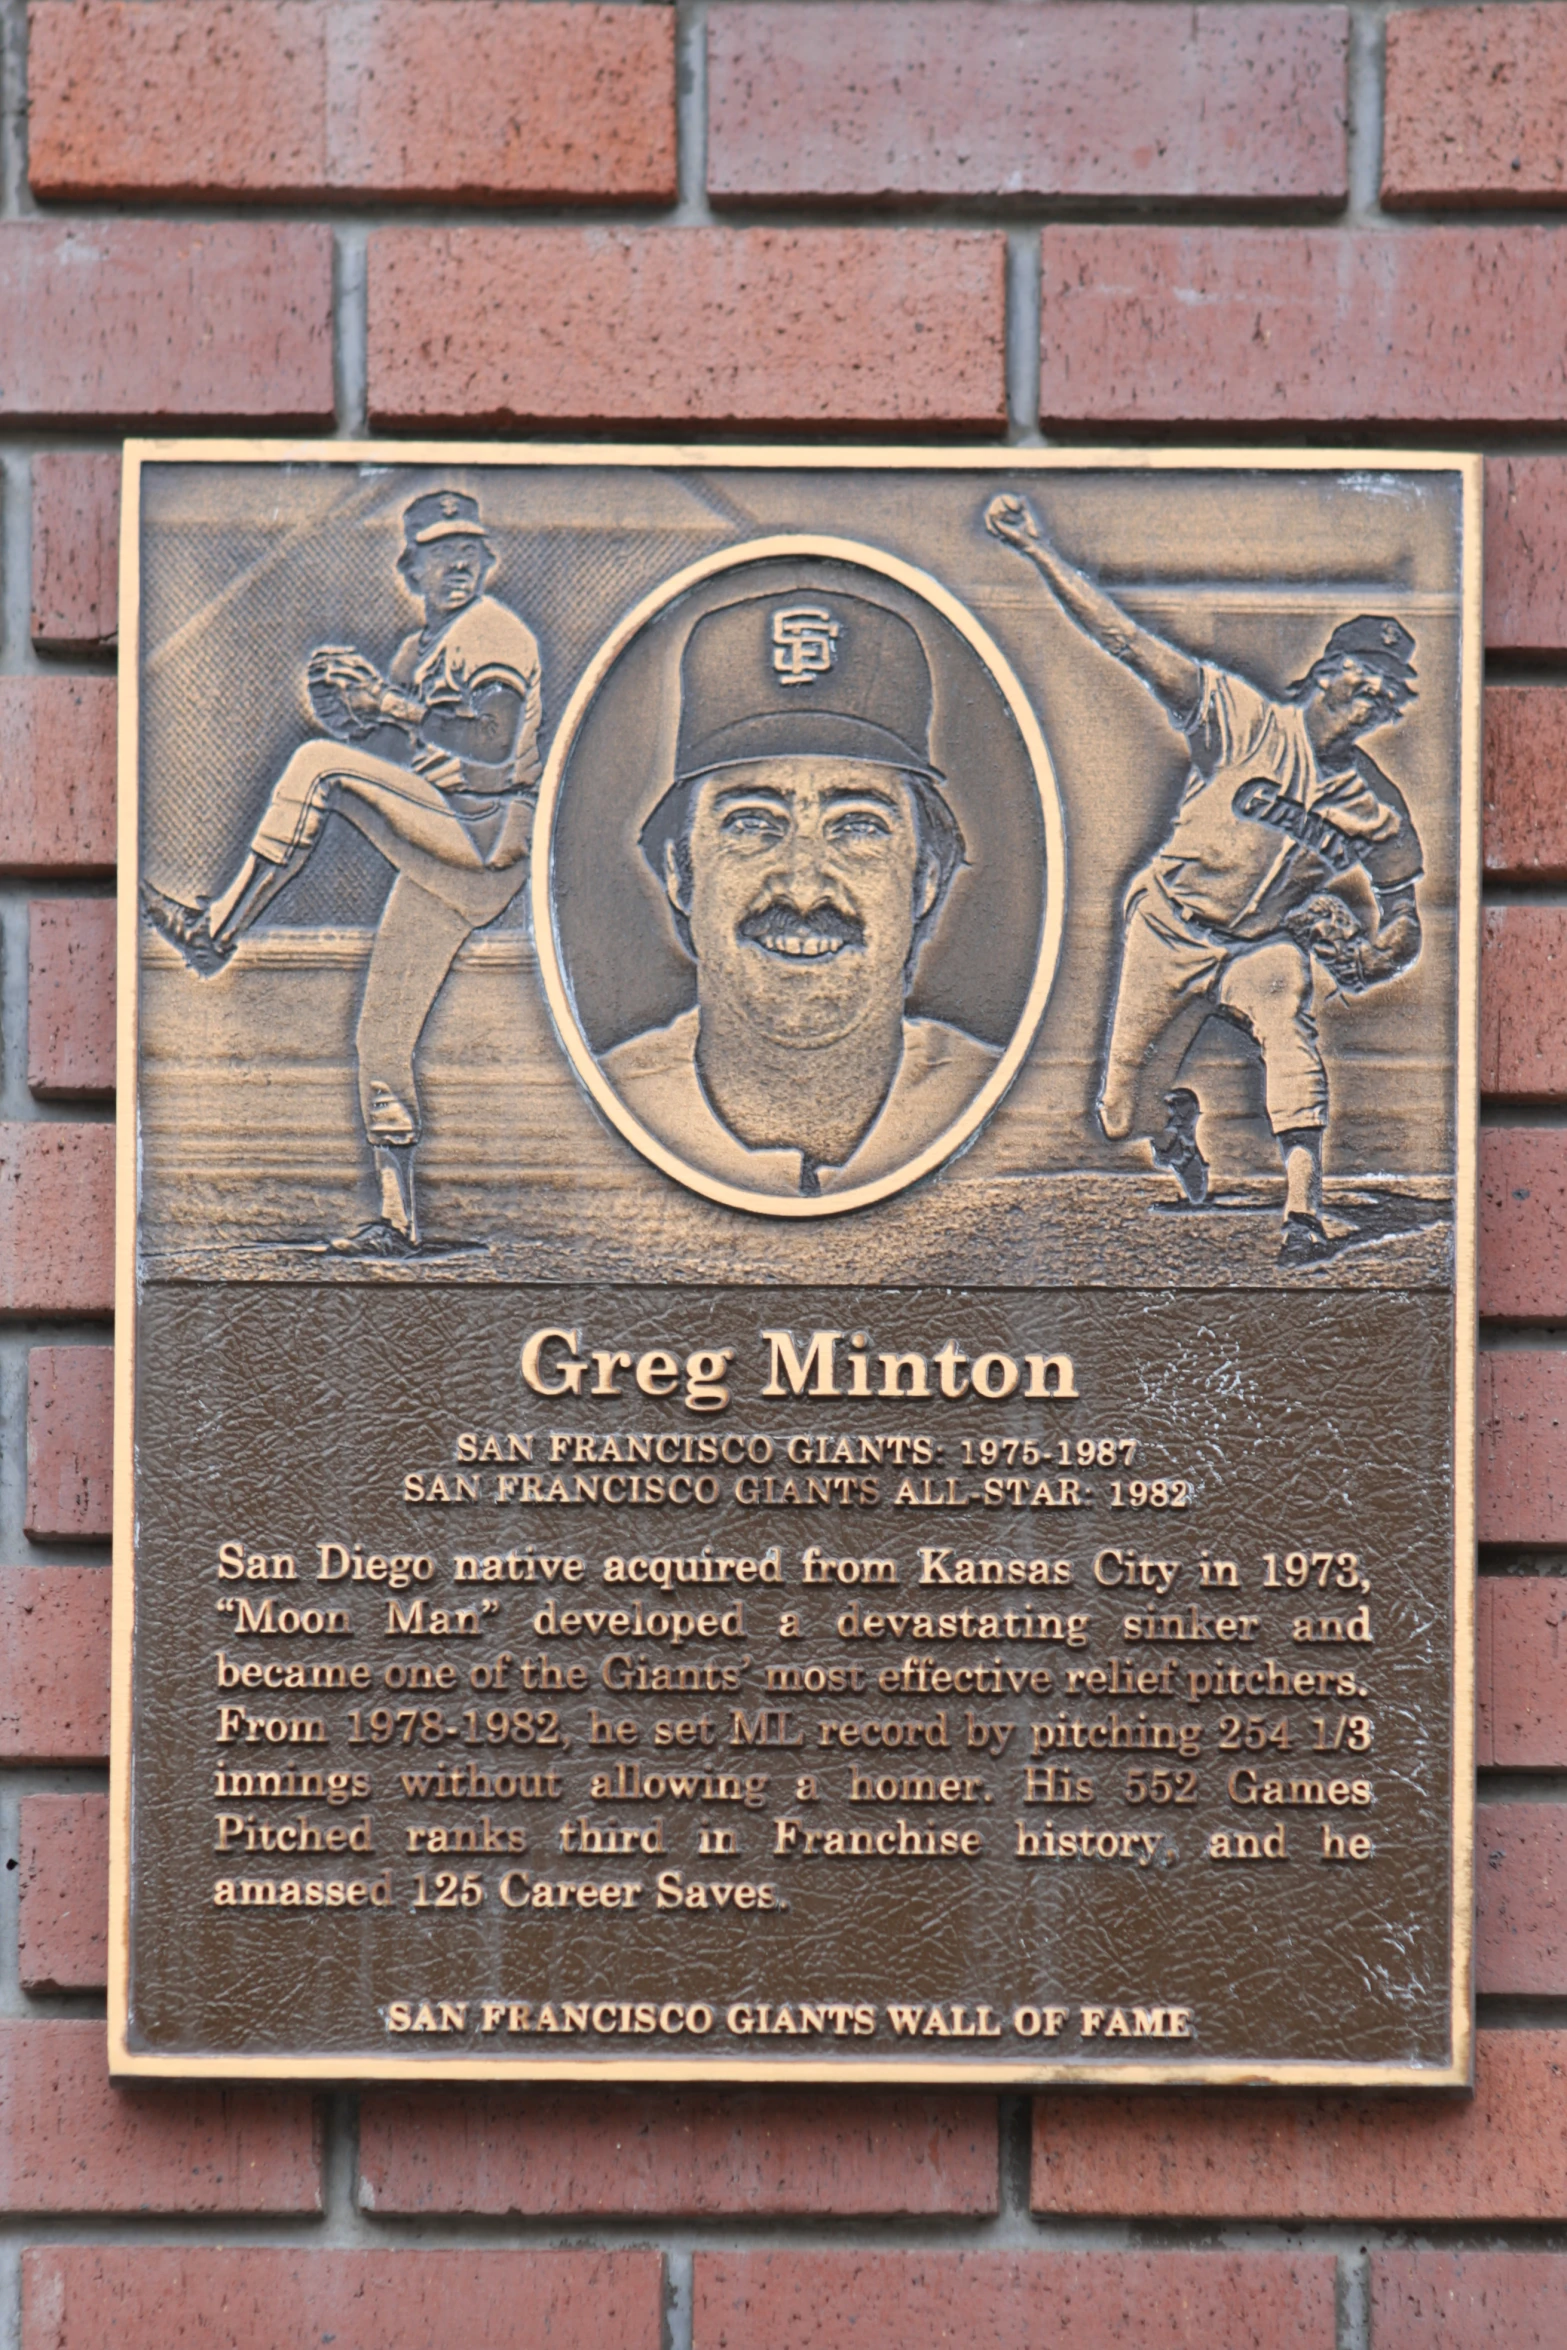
[691,2250,1335,2350]
[0,222,331,424]
[1373,2251,1567,2348]
[1482,907,1567,1102]
[0,1568,109,1762]
[28,0,321,196]
[1487,457,1567,653]
[1476,1802,1567,1997]
[18,1794,108,1994]
[367,227,1006,429]
[1481,1355,1567,1547]
[1384,6,1567,209]
[1484,687,1567,879]
[708,4,1347,207]
[31,453,120,653]
[29,901,116,1100]
[0,1126,114,1317]
[1032,2030,1567,2218]
[29,2,676,204]
[23,2247,661,2349]
[1481,1132,1567,1321]
[26,1347,114,1542]
[1038,227,1567,426]
[0,678,115,876]
[0,2019,319,2212]
[359,2089,996,2216]
[1479,1577,1567,1765]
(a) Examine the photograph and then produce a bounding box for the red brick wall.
[5,4,1567,2343]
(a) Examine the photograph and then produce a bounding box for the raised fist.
[985,491,1042,551]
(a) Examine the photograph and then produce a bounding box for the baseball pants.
[244,740,531,1147]
[1098,877,1328,1144]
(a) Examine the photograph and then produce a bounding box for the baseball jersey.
[1151,663,1424,940]
[389,594,543,796]
[605,1010,998,1198]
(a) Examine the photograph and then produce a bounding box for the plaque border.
[110,442,1480,2088]
[531,530,1067,1218]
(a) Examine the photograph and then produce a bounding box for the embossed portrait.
[535,542,1064,1217]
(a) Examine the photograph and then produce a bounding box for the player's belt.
[1232,776,1355,873]
[1155,893,1248,954]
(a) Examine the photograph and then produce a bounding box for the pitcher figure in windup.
[142,489,543,1257]
[985,491,1426,1265]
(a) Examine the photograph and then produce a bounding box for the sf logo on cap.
[771,605,840,686]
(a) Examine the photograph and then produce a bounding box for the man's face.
[407,536,487,614]
[667,758,939,1047]
[1313,655,1404,737]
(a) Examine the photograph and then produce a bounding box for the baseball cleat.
[141,883,235,978]
[1278,1211,1332,1267]
[1150,1087,1209,1205]
[327,1219,422,1259]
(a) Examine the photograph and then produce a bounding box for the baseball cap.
[402,489,491,547]
[1319,614,1417,685]
[670,590,942,784]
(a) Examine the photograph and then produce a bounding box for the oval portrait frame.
[532,533,1067,1220]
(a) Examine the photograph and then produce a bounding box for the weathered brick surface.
[1486,456,1567,653]
[0,1126,114,1317]
[1479,1577,1567,1767]
[18,1794,109,1994]
[1384,6,1567,210]
[1373,2251,1567,2347]
[0,678,115,876]
[22,2247,662,2348]
[1476,1803,1567,1997]
[1482,907,1567,1102]
[1480,1355,1567,1548]
[30,1,676,203]
[30,0,317,196]
[691,2250,1336,2348]
[1032,2031,1567,2218]
[31,453,121,653]
[708,3,1347,206]
[29,900,116,1100]
[358,2089,996,2215]
[0,222,332,423]
[367,227,1007,428]
[26,1347,114,1542]
[1485,688,1567,880]
[1481,1132,1567,1322]
[1038,227,1567,425]
[0,2021,320,2212]
[0,1569,110,1762]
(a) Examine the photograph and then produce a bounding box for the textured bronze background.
[114,448,1479,2083]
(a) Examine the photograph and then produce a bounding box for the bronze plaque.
[112,446,1479,2084]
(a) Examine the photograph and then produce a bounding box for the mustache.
[738,900,865,955]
